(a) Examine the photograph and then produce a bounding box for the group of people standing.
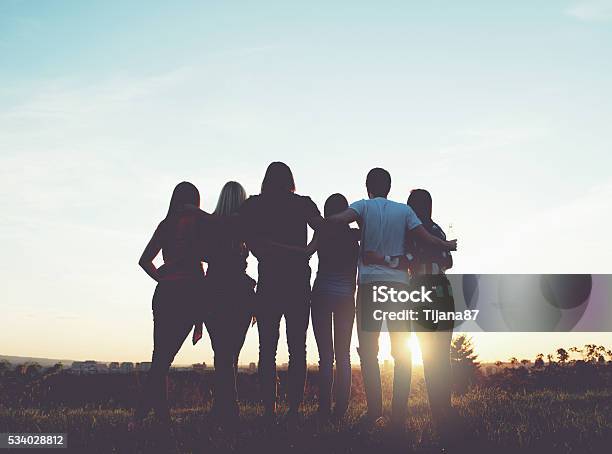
[133,162,457,437]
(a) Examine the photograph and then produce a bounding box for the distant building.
[70,360,99,374]
[120,362,134,373]
[109,362,120,373]
[137,362,152,372]
[83,360,98,374]
[192,362,207,372]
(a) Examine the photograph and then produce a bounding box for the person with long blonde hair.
[214,180,248,217]
[200,181,255,427]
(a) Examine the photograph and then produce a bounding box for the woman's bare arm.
[138,225,163,282]
[305,232,319,256]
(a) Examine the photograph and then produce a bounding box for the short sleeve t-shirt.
[349,197,422,284]
[240,192,320,277]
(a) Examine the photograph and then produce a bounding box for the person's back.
[406,188,452,276]
[406,221,452,275]
[240,191,319,279]
[316,225,359,277]
[350,197,420,285]
[311,193,359,418]
[157,212,205,280]
[203,218,248,282]
[238,162,323,421]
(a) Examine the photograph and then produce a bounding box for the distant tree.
[46,363,64,375]
[556,348,569,364]
[451,335,479,365]
[534,354,545,368]
[546,354,554,365]
[0,360,10,376]
[569,346,582,362]
[509,357,519,367]
[19,362,42,378]
[450,335,480,393]
[494,360,503,368]
[520,359,530,368]
[583,345,607,363]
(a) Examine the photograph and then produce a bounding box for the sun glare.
[377,333,423,365]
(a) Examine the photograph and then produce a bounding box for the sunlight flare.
[377,333,423,365]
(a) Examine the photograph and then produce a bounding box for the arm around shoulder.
[327,207,360,225]
[411,225,457,251]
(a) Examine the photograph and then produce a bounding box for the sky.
[1,0,612,366]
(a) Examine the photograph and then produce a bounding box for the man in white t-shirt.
[328,167,456,428]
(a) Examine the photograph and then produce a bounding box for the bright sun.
[377,333,423,365]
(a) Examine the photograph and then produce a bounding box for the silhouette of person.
[198,181,255,426]
[367,189,456,440]
[239,162,325,423]
[327,168,456,428]
[133,181,207,428]
[309,194,360,420]
[406,189,455,438]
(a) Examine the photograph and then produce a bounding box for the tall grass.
[1,382,611,453]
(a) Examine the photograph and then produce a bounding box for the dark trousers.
[205,282,252,420]
[136,280,200,422]
[356,282,411,422]
[256,272,311,413]
[311,292,355,417]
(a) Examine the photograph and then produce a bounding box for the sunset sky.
[2,1,612,366]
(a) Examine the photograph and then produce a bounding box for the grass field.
[2,384,611,453]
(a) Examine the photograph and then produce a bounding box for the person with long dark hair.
[406,189,455,440]
[239,162,325,424]
[309,193,360,421]
[360,188,456,441]
[132,181,207,428]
